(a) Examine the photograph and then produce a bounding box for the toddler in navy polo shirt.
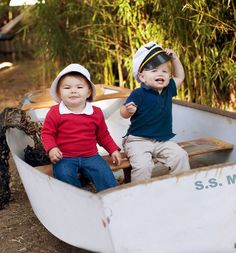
[120,41,190,182]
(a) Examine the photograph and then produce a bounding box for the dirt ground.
[0,61,92,253]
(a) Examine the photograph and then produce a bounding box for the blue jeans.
[53,154,117,192]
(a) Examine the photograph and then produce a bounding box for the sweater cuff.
[108,145,121,155]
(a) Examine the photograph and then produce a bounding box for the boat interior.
[35,136,234,186]
[18,85,235,191]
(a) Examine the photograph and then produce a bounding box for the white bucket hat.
[50,63,96,103]
[133,41,172,82]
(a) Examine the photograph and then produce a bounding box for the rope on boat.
[0,108,110,206]
[0,108,50,210]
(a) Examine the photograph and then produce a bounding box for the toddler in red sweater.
[41,64,121,191]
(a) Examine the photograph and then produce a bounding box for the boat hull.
[101,163,236,253]
[6,94,236,253]
[7,129,114,253]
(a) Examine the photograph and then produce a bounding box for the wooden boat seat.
[178,137,233,157]
[103,137,234,168]
[35,137,233,183]
[35,152,131,178]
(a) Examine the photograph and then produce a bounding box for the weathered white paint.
[7,129,114,253]
[101,164,236,253]
[6,95,236,253]
[172,102,236,161]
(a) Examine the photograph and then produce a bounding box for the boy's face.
[57,74,92,109]
[138,62,171,91]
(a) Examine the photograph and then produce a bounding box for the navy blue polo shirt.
[124,79,177,141]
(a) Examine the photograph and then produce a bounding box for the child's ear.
[56,91,61,100]
[138,73,145,82]
[86,88,92,100]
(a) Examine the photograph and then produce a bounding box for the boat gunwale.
[173,99,236,119]
[98,161,236,196]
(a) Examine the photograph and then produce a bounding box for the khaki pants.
[123,135,190,182]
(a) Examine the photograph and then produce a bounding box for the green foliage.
[0,1,10,15]
[0,1,10,23]
[21,0,235,109]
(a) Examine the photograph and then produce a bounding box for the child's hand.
[164,48,177,59]
[111,150,122,166]
[125,102,137,115]
[48,147,63,164]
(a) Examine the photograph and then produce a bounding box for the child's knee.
[169,148,190,173]
[179,148,189,160]
[131,164,153,181]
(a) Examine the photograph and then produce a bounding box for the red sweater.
[41,104,120,157]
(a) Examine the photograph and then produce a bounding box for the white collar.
[59,101,93,115]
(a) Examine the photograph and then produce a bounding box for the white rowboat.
[6,85,236,253]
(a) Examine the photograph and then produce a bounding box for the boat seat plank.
[178,137,233,157]
[35,137,233,183]
[102,152,130,171]
[36,164,53,177]
[103,137,234,170]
